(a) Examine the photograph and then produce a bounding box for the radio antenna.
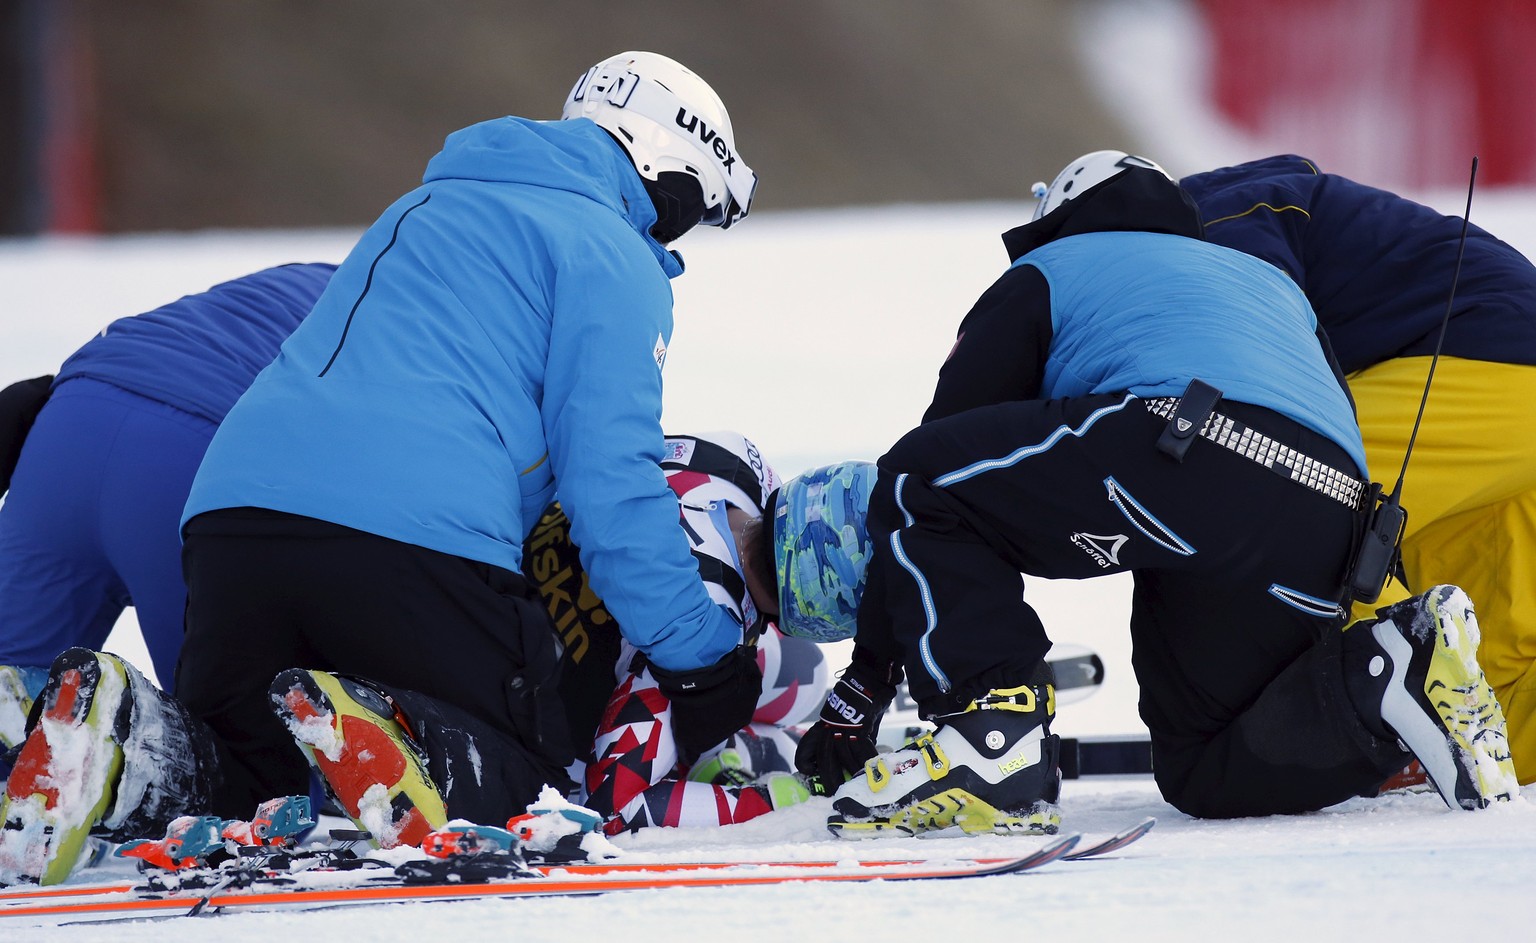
[1392,155,1479,495]
[1348,156,1477,603]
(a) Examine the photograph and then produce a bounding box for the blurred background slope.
[3,0,1534,235]
[1,0,1125,233]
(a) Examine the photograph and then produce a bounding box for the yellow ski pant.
[1347,356,1536,783]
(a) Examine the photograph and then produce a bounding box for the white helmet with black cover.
[1030,150,1172,221]
[563,51,757,240]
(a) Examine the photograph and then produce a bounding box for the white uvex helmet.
[1030,150,1172,221]
[563,51,757,231]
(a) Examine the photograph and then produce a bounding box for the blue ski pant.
[0,378,213,690]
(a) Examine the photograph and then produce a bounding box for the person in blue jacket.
[125,51,758,848]
[794,152,1516,835]
[1181,155,1536,784]
[0,262,334,754]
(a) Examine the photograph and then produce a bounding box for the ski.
[0,834,1081,926]
[0,812,1157,908]
[0,852,1034,907]
[0,814,1155,921]
[1064,816,1155,859]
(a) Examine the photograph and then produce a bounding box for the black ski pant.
[859,393,1408,817]
[178,509,575,822]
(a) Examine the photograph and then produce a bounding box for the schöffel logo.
[675,108,738,171]
[1070,532,1128,569]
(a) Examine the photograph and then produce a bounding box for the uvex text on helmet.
[563,51,757,230]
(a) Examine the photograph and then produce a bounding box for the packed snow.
[7,1,1536,938]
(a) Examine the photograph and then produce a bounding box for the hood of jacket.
[1001,167,1206,262]
[423,116,681,277]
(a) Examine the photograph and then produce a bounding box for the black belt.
[1142,395,1367,511]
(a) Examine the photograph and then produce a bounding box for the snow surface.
[7,1,1536,937]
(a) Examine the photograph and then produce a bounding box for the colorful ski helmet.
[562,51,757,230]
[1029,149,1172,221]
[772,461,877,642]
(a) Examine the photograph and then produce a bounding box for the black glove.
[0,375,53,495]
[651,646,763,766]
[795,648,902,796]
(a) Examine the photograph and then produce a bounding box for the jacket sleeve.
[541,246,743,674]
[922,264,1054,423]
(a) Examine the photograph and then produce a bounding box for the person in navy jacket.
[0,262,333,753]
[1183,155,1536,784]
[173,52,763,831]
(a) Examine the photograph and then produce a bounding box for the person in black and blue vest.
[795,152,1517,835]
